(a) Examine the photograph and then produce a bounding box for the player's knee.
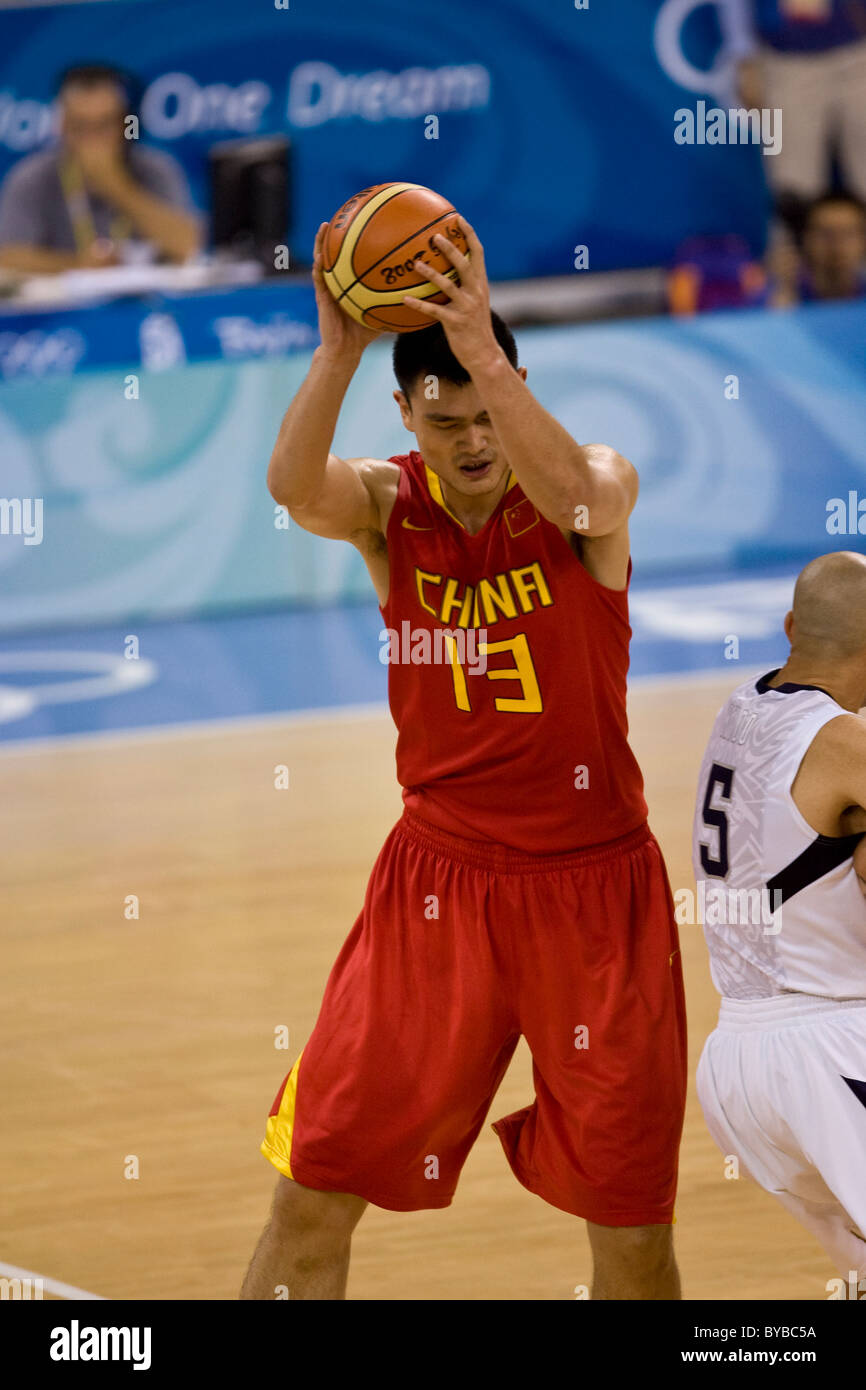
[269,1174,367,1241]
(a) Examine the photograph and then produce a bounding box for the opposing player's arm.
[836,714,866,813]
[814,713,866,820]
[854,835,866,896]
[839,717,866,896]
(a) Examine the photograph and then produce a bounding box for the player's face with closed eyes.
[395,376,509,498]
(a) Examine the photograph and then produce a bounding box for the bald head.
[789,551,866,660]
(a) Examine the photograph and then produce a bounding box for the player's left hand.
[404,218,501,374]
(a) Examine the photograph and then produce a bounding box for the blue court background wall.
[2,301,864,635]
[0,0,767,277]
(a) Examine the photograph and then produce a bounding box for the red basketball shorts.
[261,810,687,1225]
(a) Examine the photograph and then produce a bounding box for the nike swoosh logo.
[401,518,434,530]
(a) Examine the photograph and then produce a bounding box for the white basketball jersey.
[692,669,866,1000]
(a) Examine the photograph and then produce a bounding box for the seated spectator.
[770,192,866,305]
[0,63,201,274]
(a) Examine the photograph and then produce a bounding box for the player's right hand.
[312,222,383,360]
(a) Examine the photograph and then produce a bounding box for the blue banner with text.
[0,0,768,279]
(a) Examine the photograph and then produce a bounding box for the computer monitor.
[209,135,291,271]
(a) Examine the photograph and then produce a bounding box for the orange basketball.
[321,182,469,333]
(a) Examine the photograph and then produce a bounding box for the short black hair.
[56,63,139,110]
[392,309,518,398]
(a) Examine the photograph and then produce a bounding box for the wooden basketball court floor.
[0,672,842,1301]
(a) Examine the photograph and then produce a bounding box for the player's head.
[56,63,137,154]
[392,311,525,498]
[802,193,866,298]
[783,551,866,700]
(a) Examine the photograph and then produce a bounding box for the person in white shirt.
[693,549,866,1280]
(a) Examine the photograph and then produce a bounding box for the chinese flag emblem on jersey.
[504,498,539,537]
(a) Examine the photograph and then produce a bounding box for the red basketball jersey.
[380,451,648,853]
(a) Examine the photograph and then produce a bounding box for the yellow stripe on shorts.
[260,1052,303,1179]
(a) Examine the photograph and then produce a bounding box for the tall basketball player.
[694,551,866,1282]
[240,218,687,1300]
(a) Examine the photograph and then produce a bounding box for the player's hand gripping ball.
[320,182,469,333]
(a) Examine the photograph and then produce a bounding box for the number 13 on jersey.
[444,631,543,714]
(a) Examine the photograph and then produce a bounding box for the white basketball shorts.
[697,993,866,1279]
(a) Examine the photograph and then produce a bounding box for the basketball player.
[240,218,687,1300]
[694,550,866,1282]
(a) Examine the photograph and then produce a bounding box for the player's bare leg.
[240,1175,367,1300]
[586,1221,681,1300]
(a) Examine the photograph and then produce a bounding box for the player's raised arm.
[267,223,387,541]
[407,219,639,537]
